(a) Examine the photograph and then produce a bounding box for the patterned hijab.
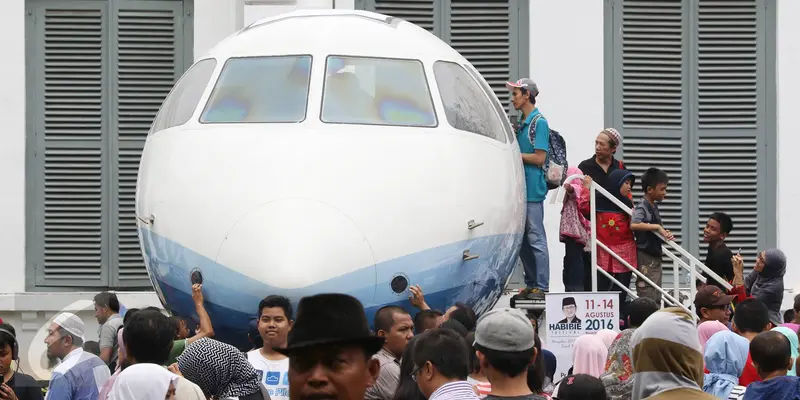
[177,338,262,398]
[600,329,636,400]
[631,308,707,400]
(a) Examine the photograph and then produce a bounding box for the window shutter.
[694,0,765,270]
[111,0,185,287]
[368,0,436,33]
[30,4,110,287]
[447,1,513,112]
[615,0,688,289]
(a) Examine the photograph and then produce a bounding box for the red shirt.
[738,352,762,386]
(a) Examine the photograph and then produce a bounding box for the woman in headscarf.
[596,329,619,349]
[600,329,635,400]
[698,321,730,354]
[595,169,638,307]
[737,249,787,326]
[772,326,799,376]
[572,334,609,378]
[703,330,749,399]
[631,307,716,400]
[109,363,178,400]
[176,338,267,399]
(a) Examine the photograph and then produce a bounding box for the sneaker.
[526,288,546,300]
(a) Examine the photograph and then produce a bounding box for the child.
[702,212,735,290]
[595,169,638,307]
[560,166,592,292]
[743,331,800,399]
[630,167,673,304]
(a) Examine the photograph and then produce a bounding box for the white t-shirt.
[247,349,289,400]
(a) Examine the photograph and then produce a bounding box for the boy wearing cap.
[44,313,110,400]
[474,308,546,400]
[694,285,735,325]
[507,78,550,300]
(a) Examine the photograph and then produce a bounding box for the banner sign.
[544,292,620,380]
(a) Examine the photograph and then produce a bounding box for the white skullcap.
[52,312,85,341]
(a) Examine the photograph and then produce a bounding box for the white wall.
[528,0,606,293]
[777,0,800,311]
[0,0,27,294]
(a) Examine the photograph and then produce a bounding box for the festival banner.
[544,292,620,380]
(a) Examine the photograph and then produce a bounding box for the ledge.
[0,292,160,312]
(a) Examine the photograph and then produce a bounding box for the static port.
[190,269,203,285]
[391,275,409,294]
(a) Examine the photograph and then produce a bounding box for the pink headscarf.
[572,334,609,378]
[596,329,620,349]
[697,321,729,353]
[566,166,585,192]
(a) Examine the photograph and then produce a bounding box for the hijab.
[600,329,636,400]
[597,169,634,212]
[109,363,178,400]
[115,328,126,371]
[697,321,729,354]
[597,329,620,349]
[177,338,262,398]
[773,326,799,376]
[750,248,787,325]
[702,330,749,398]
[631,308,706,399]
[572,334,608,378]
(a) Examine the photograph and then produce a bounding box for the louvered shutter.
[614,0,688,289]
[447,1,514,113]
[111,0,185,287]
[29,3,110,287]
[372,0,436,33]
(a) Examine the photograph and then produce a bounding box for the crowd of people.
[0,77,794,400]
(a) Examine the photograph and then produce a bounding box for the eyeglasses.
[410,364,422,382]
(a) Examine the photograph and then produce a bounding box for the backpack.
[530,114,568,190]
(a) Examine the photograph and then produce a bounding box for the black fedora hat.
[275,293,385,356]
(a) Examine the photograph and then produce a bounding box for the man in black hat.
[276,294,383,400]
[557,297,581,325]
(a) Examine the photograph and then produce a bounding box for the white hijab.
[110,363,178,400]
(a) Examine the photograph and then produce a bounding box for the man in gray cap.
[474,308,546,400]
[44,312,110,400]
[507,78,550,301]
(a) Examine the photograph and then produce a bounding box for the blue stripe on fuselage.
[139,228,522,348]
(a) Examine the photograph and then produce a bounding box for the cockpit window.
[320,56,437,127]
[433,61,507,143]
[151,58,217,133]
[200,55,312,123]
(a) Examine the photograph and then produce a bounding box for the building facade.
[0,0,796,378]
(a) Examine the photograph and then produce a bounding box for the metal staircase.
[511,173,732,317]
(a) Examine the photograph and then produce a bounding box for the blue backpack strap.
[529,114,544,146]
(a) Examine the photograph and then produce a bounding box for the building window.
[604,0,777,286]
[201,55,313,124]
[320,56,437,127]
[25,0,192,289]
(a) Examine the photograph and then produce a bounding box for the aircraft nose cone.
[215,199,376,290]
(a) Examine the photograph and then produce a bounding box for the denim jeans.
[520,202,550,290]
[562,237,585,292]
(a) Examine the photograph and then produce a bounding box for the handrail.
[558,173,733,318]
[559,174,731,292]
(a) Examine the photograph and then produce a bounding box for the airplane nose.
[214,199,376,290]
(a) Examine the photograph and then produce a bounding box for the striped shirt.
[430,381,481,400]
[728,385,746,400]
[467,377,491,398]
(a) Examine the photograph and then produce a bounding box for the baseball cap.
[694,285,735,308]
[52,312,85,341]
[474,308,535,352]
[505,78,539,97]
